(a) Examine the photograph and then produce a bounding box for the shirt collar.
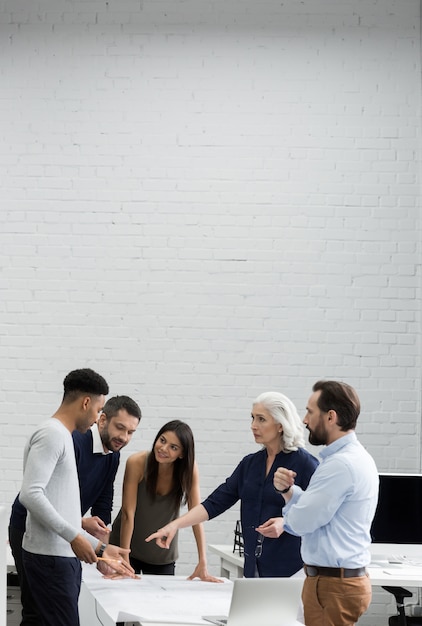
[91,422,112,455]
[319,431,357,459]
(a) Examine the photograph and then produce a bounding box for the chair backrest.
[383,585,422,626]
[232,520,244,556]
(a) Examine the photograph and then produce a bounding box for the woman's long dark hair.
[145,420,195,515]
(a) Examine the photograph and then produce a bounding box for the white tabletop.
[208,544,422,588]
[80,565,304,626]
[368,560,422,587]
[80,565,233,625]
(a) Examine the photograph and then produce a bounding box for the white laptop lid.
[203,577,303,626]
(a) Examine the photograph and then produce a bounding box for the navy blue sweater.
[202,447,318,578]
[10,428,120,531]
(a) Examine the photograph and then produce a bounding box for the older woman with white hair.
[146,392,318,578]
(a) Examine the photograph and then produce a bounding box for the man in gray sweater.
[19,368,135,626]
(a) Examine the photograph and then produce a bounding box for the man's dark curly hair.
[62,368,109,402]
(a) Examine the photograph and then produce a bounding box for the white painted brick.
[0,2,420,623]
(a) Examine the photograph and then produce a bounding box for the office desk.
[367,561,422,587]
[83,546,419,626]
[79,566,303,626]
[80,566,233,626]
[208,544,244,579]
[208,544,422,588]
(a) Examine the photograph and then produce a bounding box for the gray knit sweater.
[20,418,98,557]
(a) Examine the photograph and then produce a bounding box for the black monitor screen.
[371,473,422,544]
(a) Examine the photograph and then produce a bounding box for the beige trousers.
[302,573,372,626]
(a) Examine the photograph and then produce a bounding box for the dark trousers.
[129,555,175,575]
[22,549,82,626]
[8,525,40,626]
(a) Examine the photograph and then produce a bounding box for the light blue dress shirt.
[282,432,379,568]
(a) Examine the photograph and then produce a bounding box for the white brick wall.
[0,1,420,623]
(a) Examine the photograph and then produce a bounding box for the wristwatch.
[274,485,291,494]
[97,542,107,558]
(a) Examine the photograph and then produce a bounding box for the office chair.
[233,520,244,555]
[382,586,422,626]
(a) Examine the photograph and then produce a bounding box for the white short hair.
[253,391,305,452]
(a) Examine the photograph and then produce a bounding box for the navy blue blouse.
[202,447,318,577]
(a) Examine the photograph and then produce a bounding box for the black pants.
[22,549,82,626]
[129,555,175,575]
[8,525,40,626]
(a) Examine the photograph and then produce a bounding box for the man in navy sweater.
[9,394,142,626]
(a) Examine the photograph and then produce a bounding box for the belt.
[304,565,367,578]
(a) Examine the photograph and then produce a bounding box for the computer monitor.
[370,472,422,558]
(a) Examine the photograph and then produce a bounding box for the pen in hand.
[97,556,122,564]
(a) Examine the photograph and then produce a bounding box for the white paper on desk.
[83,568,233,625]
[119,578,232,624]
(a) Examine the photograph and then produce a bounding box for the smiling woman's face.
[154,430,183,463]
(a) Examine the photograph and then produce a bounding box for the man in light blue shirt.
[272,380,378,626]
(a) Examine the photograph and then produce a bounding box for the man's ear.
[97,411,107,427]
[81,395,91,411]
[327,409,337,423]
